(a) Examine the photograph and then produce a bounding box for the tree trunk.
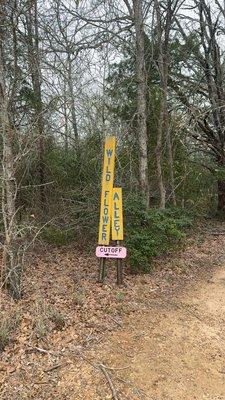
[0,3,22,299]
[133,0,150,207]
[67,53,79,144]
[2,126,22,300]
[154,0,166,209]
[64,94,69,153]
[155,109,166,209]
[166,128,176,206]
[164,0,176,207]
[26,0,45,210]
[154,0,176,209]
[217,179,225,217]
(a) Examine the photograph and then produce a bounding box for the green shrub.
[41,226,76,246]
[124,194,193,274]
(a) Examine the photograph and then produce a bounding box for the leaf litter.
[1,220,225,399]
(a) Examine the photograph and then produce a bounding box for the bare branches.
[98,364,121,400]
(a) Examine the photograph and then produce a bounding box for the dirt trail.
[102,268,225,400]
[60,262,225,399]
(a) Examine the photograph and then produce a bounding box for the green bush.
[124,194,193,274]
[41,226,76,246]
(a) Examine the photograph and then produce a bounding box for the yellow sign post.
[97,137,126,285]
[112,188,124,241]
[98,136,116,245]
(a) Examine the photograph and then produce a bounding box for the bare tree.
[25,0,45,209]
[175,0,225,215]
[132,0,150,207]
[154,0,166,209]
[154,0,178,208]
[0,1,22,299]
[80,0,152,206]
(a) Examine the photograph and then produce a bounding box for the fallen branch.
[116,376,147,398]
[102,364,130,371]
[44,363,66,373]
[107,315,123,327]
[32,347,49,354]
[210,232,225,236]
[98,363,121,400]
[26,344,50,355]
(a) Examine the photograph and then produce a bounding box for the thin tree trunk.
[26,0,45,210]
[154,0,176,208]
[8,0,20,124]
[217,157,225,216]
[154,0,166,209]
[217,179,225,217]
[156,108,166,209]
[133,0,150,207]
[155,80,166,208]
[163,49,176,206]
[166,126,176,205]
[164,0,176,206]
[63,79,69,153]
[67,53,79,144]
[64,96,69,153]
[0,3,22,299]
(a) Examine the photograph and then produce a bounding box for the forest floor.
[1,220,225,399]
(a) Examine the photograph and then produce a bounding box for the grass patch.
[48,308,65,330]
[0,312,20,352]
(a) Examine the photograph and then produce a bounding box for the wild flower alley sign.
[98,136,116,245]
[111,188,123,241]
[97,137,126,284]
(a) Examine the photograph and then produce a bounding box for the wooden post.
[99,257,107,283]
[116,240,123,285]
[97,137,116,284]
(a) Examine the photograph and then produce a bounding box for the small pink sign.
[96,246,127,259]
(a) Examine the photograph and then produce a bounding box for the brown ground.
[1,221,225,399]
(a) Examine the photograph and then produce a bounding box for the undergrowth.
[40,193,194,275]
[124,194,194,274]
[41,226,76,246]
[0,312,20,352]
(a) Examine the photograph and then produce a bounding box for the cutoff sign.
[97,136,126,261]
[96,246,127,258]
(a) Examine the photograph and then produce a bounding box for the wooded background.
[0,0,225,299]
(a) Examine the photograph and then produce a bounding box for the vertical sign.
[112,188,124,241]
[98,137,116,245]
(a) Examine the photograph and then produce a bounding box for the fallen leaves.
[0,220,225,399]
